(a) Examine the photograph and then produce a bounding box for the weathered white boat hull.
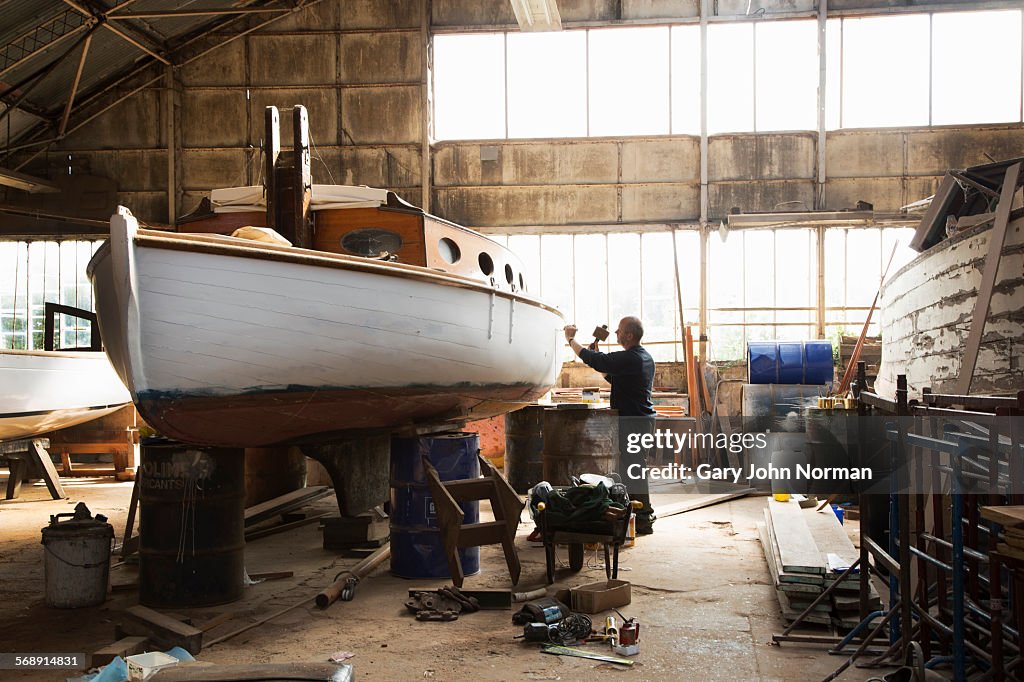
[88,209,564,447]
[0,350,132,441]
[877,215,1024,398]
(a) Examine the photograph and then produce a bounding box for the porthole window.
[340,228,403,257]
[504,264,514,284]
[478,252,494,276]
[519,273,526,291]
[438,237,461,264]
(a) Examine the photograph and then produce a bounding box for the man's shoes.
[527,527,543,543]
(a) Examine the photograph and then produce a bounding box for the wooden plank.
[91,636,148,668]
[758,522,830,626]
[243,486,329,526]
[955,162,1021,395]
[803,507,858,569]
[656,489,754,518]
[768,499,825,575]
[981,505,1024,528]
[119,605,203,654]
[31,439,66,499]
[763,509,824,585]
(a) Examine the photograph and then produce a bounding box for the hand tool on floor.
[540,644,634,666]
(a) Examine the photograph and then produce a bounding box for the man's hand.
[563,325,578,342]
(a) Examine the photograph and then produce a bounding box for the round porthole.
[478,252,494,276]
[504,264,514,284]
[340,228,402,257]
[438,237,461,264]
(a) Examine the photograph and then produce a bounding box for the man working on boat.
[564,317,656,534]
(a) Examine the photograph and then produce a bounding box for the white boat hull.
[0,350,132,442]
[88,208,564,447]
[877,214,1024,398]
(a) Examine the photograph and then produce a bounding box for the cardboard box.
[570,579,631,614]
[126,651,178,681]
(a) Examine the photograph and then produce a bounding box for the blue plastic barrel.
[747,340,834,385]
[390,433,481,579]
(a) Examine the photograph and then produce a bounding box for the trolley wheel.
[568,543,585,571]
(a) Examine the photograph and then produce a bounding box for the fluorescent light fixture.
[0,167,59,194]
[510,0,561,31]
[727,210,874,228]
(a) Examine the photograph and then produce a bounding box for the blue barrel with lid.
[390,433,481,579]
[748,340,834,385]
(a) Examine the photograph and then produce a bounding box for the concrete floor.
[0,479,890,681]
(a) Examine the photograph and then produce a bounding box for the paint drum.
[541,407,619,486]
[505,405,546,493]
[390,433,481,579]
[138,438,245,607]
[804,406,857,496]
[748,341,834,385]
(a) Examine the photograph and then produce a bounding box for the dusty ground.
[0,478,890,681]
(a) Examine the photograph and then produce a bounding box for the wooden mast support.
[263,105,280,233]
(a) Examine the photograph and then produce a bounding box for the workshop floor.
[0,479,890,681]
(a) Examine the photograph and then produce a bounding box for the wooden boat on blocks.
[876,157,1024,398]
[87,106,564,453]
[0,349,131,442]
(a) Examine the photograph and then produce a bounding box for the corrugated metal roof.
[0,1,277,148]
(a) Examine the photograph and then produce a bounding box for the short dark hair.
[621,316,644,341]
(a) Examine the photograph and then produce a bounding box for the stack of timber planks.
[758,498,881,628]
[981,506,1024,560]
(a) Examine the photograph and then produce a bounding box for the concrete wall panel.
[709,180,815,218]
[313,146,421,188]
[181,149,247,192]
[621,183,700,222]
[117,150,168,192]
[621,138,700,182]
[249,35,338,86]
[432,0,516,27]
[434,142,620,186]
[271,1,342,31]
[340,32,421,84]
[342,0,421,30]
[341,86,421,144]
[118,191,166,224]
[715,0,814,14]
[178,38,245,87]
[433,185,618,227]
[907,127,1024,175]
[823,177,933,212]
[622,0,699,20]
[559,0,619,23]
[708,134,815,181]
[182,90,248,148]
[826,130,905,178]
[248,89,339,147]
[62,90,162,150]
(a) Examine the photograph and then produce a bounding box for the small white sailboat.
[0,349,132,442]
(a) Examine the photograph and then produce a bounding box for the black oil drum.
[139,438,245,607]
[505,405,545,493]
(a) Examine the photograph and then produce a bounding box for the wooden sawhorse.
[1,438,67,500]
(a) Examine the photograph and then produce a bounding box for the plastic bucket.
[41,516,113,608]
[390,433,480,579]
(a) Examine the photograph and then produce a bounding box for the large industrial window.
[493,230,700,362]
[507,31,587,138]
[0,240,104,351]
[433,34,505,140]
[838,15,931,128]
[589,27,670,136]
[707,228,816,362]
[433,9,1024,141]
[932,10,1022,126]
[823,227,917,344]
